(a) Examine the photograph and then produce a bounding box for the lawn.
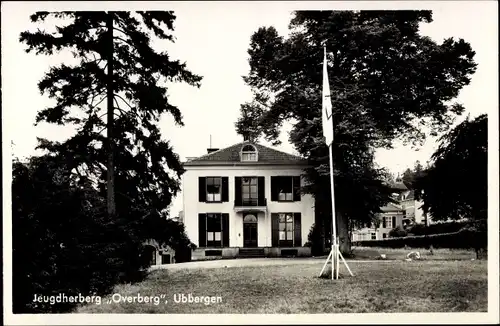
[76,258,487,313]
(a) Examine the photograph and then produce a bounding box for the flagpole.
[325,45,338,280]
[318,45,353,280]
[329,143,338,280]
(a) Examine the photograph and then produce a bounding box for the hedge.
[407,221,469,236]
[352,229,487,250]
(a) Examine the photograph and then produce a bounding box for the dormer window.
[240,144,258,162]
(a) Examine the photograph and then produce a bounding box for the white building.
[351,203,406,241]
[351,181,408,242]
[182,140,315,259]
[399,190,430,226]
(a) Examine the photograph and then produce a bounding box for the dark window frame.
[206,213,223,248]
[277,176,294,202]
[278,213,294,247]
[242,176,258,206]
[205,177,223,203]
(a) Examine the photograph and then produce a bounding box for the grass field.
[77,257,487,313]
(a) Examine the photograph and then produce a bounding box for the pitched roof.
[381,202,404,212]
[389,181,408,191]
[183,141,308,167]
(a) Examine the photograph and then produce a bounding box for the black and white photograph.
[2,1,498,324]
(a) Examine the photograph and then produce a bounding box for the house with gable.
[182,138,315,259]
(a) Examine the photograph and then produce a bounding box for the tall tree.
[401,168,414,189]
[414,114,487,223]
[12,154,195,312]
[401,160,425,189]
[20,11,202,218]
[236,11,476,252]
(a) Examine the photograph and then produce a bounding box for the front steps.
[238,248,266,258]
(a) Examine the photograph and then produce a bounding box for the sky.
[2,1,498,219]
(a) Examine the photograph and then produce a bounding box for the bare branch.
[96,126,107,135]
[113,36,134,48]
[113,97,130,117]
[90,93,107,110]
[114,94,135,112]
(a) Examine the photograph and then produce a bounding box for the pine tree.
[236,11,476,253]
[20,11,202,217]
[15,12,201,312]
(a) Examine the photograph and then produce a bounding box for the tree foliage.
[401,160,425,189]
[414,114,487,222]
[20,11,202,216]
[15,11,200,312]
[13,155,119,313]
[12,154,196,312]
[236,11,477,252]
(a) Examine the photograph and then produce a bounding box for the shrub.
[305,223,325,256]
[408,221,469,236]
[352,229,487,252]
[388,226,408,238]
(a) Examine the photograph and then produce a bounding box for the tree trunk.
[314,206,326,254]
[106,12,116,217]
[336,211,351,255]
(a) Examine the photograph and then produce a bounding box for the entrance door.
[243,214,258,247]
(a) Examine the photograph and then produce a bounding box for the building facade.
[351,203,406,241]
[351,181,408,242]
[182,141,315,259]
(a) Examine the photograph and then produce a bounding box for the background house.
[351,181,408,241]
[399,190,430,226]
[182,139,315,259]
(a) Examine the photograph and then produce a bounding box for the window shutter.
[294,213,302,247]
[270,176,278,202]
[235,177,242,205]
[198,177,206,202]
[221,177,229,202]
[222,213,230,247]
[271,213,279,247]
[392,216,396,228]
[258,176,265,205]
[382,217,386,228]
[198,214,206,247]
[293,176,301,201]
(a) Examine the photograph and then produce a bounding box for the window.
[206,177,222,202]
[385,216,393,229]
[206,213,222,247]
[371,233,376,240]
[277,177,293,201]
[271,176,300,202]
[199,177,228,203]
[383,233,387,239]
[241,144,258,162]
[242,177,258,205]
[279,213,294,246]
[243,214,258,223]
